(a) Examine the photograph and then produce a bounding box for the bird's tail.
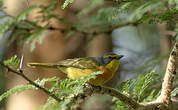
[27,63,58,69]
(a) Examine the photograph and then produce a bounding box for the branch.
[139,100,178,110]
[64,93,87,110]
[62,84,141,110]
[83,85,141,110]
[106,0,131,4]
[0,61,61,102]
[157,41,178,106]
[14,19,141,36]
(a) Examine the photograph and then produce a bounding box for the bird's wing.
[57,57,100,69]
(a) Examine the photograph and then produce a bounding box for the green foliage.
[26,28,46,51]
[112,98,129,110]
[130,0,164,21]
[112,69,160,110]
[34,77,60,89]
[16,5,39,21]
[0,5,39,39]
[78,0,104,16]
[0,3,62,51]
[77,2,132,32]
[0,85,37,102]
[0,77,61,102]
[140,8,178,24]
[44,71,103,110]
[133,69,159,102]
[118,79,135,95]
[4,55,20,68]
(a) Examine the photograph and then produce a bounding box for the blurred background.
[0,0,177,110]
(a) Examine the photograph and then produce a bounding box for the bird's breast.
[60,65,117,85]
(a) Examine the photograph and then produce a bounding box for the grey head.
[94,52,124,66]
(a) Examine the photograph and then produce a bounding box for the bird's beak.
[116,55,124,59]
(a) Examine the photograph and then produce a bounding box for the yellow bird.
[28,52,123,85]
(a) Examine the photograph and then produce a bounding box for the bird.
[27,52,123,85]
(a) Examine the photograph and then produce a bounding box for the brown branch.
[105,0,131,4]
[14,19,141,36]
[83,85,141,110]
[62,85,141,110]
[157,41,178,107]
[0,61,61,102]
[139,100,178,110]
[113,20,140,30]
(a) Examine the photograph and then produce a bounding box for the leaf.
[117,78,135,94]
[78,0,104,16]
[130,0,164,21]
[0,20,14,39]
[41,1,58,12]
[133,69,159,101]
[143,89,160,102]
[25,29,46,51]
[0,5,39,40]
[15,5,39,21]
[112,98,129,110]
[35,77,60,87]
[0,85,37,102]
[4,55,20,68]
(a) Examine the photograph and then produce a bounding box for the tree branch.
[157,41,178,106]
[62,84,141,110]
[83,85,141,110]
[14,19,141,36]
[0,61,61,102]
[139,100,178,110]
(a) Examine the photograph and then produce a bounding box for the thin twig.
[0,61,61,102]
[18,55,24,72]
[26,0,29,8]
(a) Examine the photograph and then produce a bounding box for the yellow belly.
[59,66,113,85]
[66,67,98,79]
